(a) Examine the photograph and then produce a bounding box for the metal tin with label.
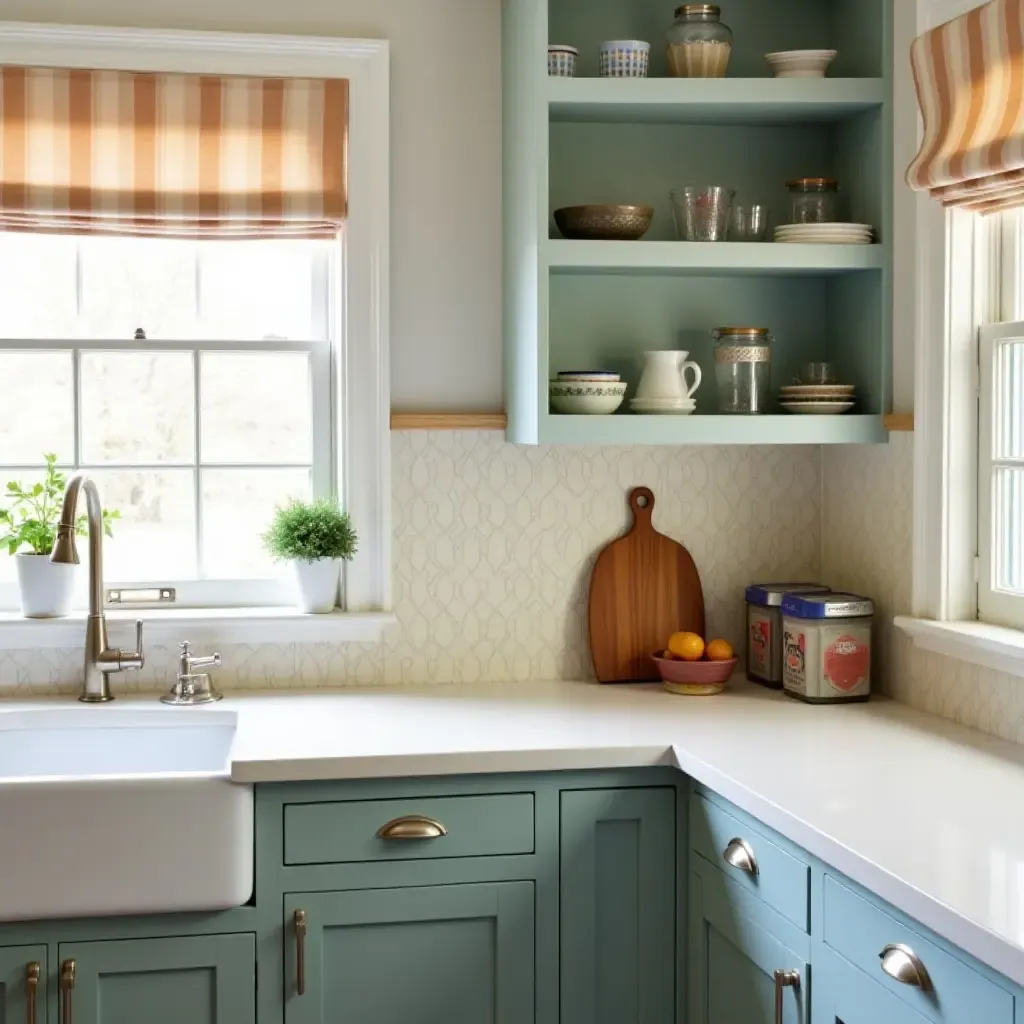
[780,592,874,704]
[744,583,830,688]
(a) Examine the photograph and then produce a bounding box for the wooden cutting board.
[588,486,705,683]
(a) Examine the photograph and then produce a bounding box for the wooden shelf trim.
[883,413,914,432]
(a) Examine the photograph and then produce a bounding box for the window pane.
[995,337,1024,459]
[201,352,313,464]
[80,352,195,464]
[0,235,78,339]
[198,240,321,340]
[0,353,74,463]
[79,237,197,339]
[201,469,310,578]
[92,469,197,579]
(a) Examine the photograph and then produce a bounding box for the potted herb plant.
[263,498,357,614]
[0,454,119,618]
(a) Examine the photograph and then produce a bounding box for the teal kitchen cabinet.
[816,946,930,1024]
[57,934,254,1024]
[0,946,46,1024]
[559,787,677,1024]
[689,860,810,1024]
[283,883,535,1024]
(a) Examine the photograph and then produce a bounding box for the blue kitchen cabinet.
[816,946,930,1023]
[559,787,677,1024]
[57,934,255,1024]
[283,882,535,1024]
[0,946,45,1024]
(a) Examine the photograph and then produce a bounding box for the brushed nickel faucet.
[50,474,144,703]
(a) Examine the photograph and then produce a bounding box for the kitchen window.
[0,22,392,642]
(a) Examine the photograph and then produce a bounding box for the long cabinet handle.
[723,837,759,877]
[376,815,448,840]
[60,960,75,1024]
[25,962,39,1024]
[294,909,307,996]
[773,968,800,1024]
[879,943,933,991]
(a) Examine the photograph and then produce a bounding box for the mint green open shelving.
[503,0,894,445]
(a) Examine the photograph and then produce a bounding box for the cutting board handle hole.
[630,487,655,516]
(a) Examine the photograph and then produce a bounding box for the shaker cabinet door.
[815,947,930,1024]
[0,946,46,1024]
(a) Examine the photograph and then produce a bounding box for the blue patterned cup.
[599,40,650,78]
[548,46,579,77]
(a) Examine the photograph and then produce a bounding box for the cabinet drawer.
[689,793,809,931]
[823,875,1014,1024]
[284,793,535,865]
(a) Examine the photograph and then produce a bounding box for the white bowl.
[764,49,837,78]
[551,393,625,415]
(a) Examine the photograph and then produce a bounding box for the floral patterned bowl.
[549,381,627,415]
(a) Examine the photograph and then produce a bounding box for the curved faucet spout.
[50,474,105,618]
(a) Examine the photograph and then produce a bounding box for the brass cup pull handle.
[376,815,448,840]
[880,943,933,991]
[60,960,75,1024]
[773,968,800,1024]
[294,909,307,996]
[25,962,39,1024]
[723,837,759,877]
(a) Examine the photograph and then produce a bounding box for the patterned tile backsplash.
[0,431,821,695]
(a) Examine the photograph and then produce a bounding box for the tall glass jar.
[713,327,772,414]
[666,4,733,78]
[787,178,839,224]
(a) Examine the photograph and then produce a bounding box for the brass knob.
[723,837,758,876]
[25,962,40,1024]
[879,943,932,990]
[60,960,75,1024]
[376,815,448,840]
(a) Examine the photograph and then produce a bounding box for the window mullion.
[193,346,203,582]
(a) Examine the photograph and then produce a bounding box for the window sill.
[0,608,396,649]
[894,615,1024,676]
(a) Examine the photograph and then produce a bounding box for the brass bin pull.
[60,960,75,1024]
[880,943,933,991]
[294,909,307,996]
[25,962,39,1024]
[376,815,448,840]
[773,968,800,1024]
[723,837,759,877]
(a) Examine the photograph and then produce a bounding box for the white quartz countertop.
[5,678,1024,988]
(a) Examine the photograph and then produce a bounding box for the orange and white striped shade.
[0,65,348,237]
[908,0,1024,214]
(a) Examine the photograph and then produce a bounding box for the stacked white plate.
[630,397,696,416]
[773,223,874,245]
[780,384,855,415]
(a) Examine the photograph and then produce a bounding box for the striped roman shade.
[0,66,348,237]
[908,0,1024,213]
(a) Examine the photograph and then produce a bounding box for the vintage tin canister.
[780,592,874,704]
[745,583,830,688]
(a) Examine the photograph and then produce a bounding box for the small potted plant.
[0,454,119,618]
[263,498,358,614]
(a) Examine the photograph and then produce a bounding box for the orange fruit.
[706,638,734,662]
[668,631,705,662]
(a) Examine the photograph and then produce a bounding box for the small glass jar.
[713,327,772,414]
[666,4,733,78]
[787,178,839,224]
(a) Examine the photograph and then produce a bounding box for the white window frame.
[0,22,393,646]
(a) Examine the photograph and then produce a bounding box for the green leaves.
[0,454,120,556]
[262,498,357,562]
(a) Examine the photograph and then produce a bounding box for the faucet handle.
[179,640,220,675]
[118,619,145,672]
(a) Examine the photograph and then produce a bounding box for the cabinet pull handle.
[376,815,448,840]
[723,837,759,876]
[25,962,39,1024]
[773,968,800,1024]
[60,960,75,1024]
[294,909,307,996]
[879,943,933,991]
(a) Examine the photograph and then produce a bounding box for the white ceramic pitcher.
[635,351,703,401]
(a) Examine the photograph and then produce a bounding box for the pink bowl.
[651,653,737,687]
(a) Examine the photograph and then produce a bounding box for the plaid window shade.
[0,66,348,237]
[908,0,1024,214]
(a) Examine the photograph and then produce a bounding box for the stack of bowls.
[550,371,626,415]
[599,40,650,77]
[764,49,837,78]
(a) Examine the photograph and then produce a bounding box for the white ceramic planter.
[15,553,77,618]
[291,558,340,614]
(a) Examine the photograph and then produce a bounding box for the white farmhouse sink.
[0,707,253,922]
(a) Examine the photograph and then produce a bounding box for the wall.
[822,435,1024,745]
[0,0,505,413]
[1,433,821,693]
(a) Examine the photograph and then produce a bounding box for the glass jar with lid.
[787,178,839,224]
[666,4,733,78]
[713,327,772,414]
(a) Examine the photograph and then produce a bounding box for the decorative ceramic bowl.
[549,381,627,415]
[599,40,650,78]
[764,49,837,78]
[548,45,579,77]
[554,204,654,241]
[651,653,737,695]
[557,370,621,382]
